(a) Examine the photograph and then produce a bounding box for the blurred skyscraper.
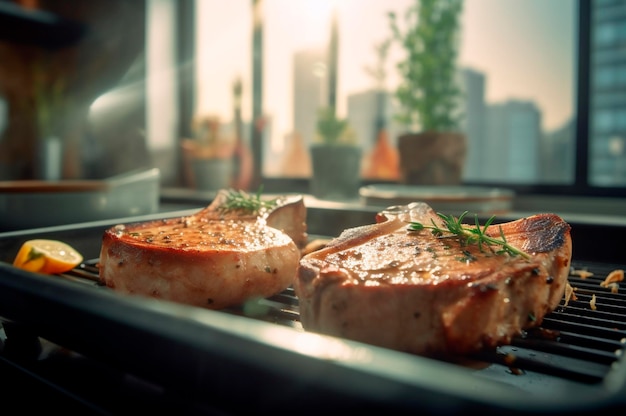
[293,47,326,149]
[589,0,626,186]
[460,68,487,181]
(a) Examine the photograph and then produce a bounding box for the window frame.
[176,0,626,199]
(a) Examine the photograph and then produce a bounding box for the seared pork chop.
[294,202,572,357]
[99,190,307,310]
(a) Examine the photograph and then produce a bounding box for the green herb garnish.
[408,211,530,259]
[217,186,279,215]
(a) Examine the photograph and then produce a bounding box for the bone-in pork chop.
[294,202,572,357]
[99,190,307,310]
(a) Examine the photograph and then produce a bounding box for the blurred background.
[0,0,624,204]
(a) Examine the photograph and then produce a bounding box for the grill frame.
[1,207,625,414]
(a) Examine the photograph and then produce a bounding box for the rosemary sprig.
[217,186,279,215]
[408,211,530,259]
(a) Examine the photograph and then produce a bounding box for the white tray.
[359,184,514,215]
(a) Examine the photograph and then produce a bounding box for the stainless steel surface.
[0,168,160,232]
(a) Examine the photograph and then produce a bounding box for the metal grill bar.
[473,346,610,384]
[554,330,625,352]
[511,337,619,365]
[61,259,626,385]
[542,317,626,340]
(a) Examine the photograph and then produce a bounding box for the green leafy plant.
[408,211,530,259]
[314,106,355,145]
[217,187,278,215]
[388,0,464,132]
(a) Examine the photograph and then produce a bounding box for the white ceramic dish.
[0,168,160,231]
[359,184,514,215]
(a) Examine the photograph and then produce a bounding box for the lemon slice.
[13,239,83,275]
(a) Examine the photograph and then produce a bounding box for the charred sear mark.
[520,216,571,253]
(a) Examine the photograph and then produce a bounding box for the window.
[147,0,626,197]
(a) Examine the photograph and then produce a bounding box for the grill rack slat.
[568,301,626,314]
[510,336,619,365]
[60,259,626,386]
[555,330,626,353]
[549,309,626,331]
[567,291,626,312]
[542,317,625,341]
[472,346,610,384]
[568,281,626,295]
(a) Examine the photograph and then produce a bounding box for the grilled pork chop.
[99,190,307,310]
[294,202,572,357]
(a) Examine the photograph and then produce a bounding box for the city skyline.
[196,0,575,141]
[272,49,573,183]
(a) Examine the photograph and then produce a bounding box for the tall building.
[542,118,575,184]
[485,100,542,183]
[459,68,487,181]
[293,47,326,149]
[346,90,401,151]
[589,0,626,186]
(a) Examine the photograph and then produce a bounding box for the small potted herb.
[388,0,466,185]
[309,106,361,200]
[181,115,235,191]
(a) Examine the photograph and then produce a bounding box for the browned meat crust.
[294,202,572,357]
[99,192,306,310]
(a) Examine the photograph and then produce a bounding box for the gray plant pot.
[310,144,362,200]
[192,158,233,191]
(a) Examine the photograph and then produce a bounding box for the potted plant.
[388,0,466,185]
[310,106,361,200]
[181,115,235,191]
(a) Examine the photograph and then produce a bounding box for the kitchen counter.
[159,188,626,263]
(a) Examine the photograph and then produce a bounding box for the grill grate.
[68,259,626,385]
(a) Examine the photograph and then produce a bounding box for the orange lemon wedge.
[13,239,83,275]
